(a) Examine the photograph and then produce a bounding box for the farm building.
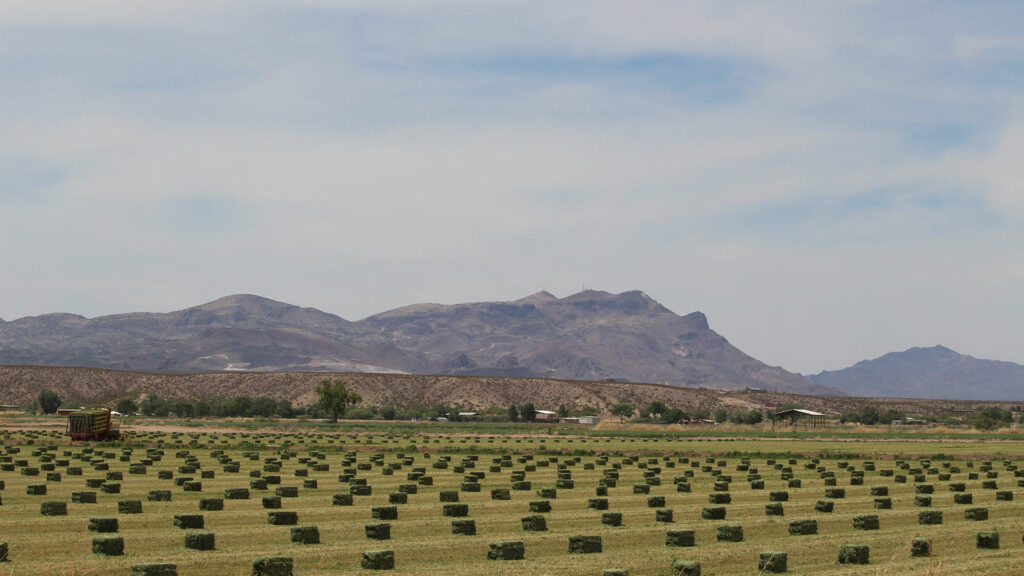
[770,408,827,428]
[533,410,558,421]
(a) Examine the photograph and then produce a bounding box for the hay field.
[2,425,1024,575]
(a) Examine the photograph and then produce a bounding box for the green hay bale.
[765,503,784,516]
[88,517,119,533]
[250,479,268,490]
[587,498,607,510]
[915,484,934,494]
[672,560,701,576]
[521,515,548,531]
[787,479,801,488]
[603,570,628,576]
[174,514,205,529]
[996,491,1013,501]
[536,487,556,498]
[92,536,124,556]
[648,496,666,508]
[824,488,845,499]
[40,501,67,516]
[263,496,283,509]
[914,495,932,507]
[633,484,650,494]
[870,486,888,496]
[130,564,178,576]
[788,519,817,535]
[442,504,469,517]
[388,492,407,504]
[452,519,476,535]
[267,511,299,525]
[568,535,602,554]
[397,484,417,494]
[365,523,391,540]
[665,529,696,547]
[716,525,744,542]
[119,500,143,514]
[148,490,172,502]
[351,485,373,496]
[758,551,787,573]
[487,541,525,561]
[838,544,869,564]
[815,499,834,513]
[361,550,395,570]
[372,506,398,520]
[977,531,1000,549]
[701,506,726,520]
[656,508,674,522]
[853,515,879,530]
[73,491,98,503]
[918,510,943,525]
[911,537,931,557]
[769,491,789,502]
[965,508,989,521]
[532,500,553,512]
[199,498,223,511]
[275,486,298,498]
[290,526,320,545]
[0,542,8,562]
[439,491,459,502]
[184,531,215,551]
[488,488,509,501]
[874,497,892,509]
[952,493,973,504]
[26,483,46,495]
[949,482,966,492]
[601,512,622,526]
[252,557,293,576]
[331,494,352,506]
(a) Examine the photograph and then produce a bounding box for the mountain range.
[809,345,1024,401]
[0,290,838,396]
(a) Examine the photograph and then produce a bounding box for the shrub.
[93,536,124,556]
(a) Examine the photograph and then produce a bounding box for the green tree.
[644,401,668,420]
[611,403,634,422]
[316,380,362,423]
[114,398,137,415]
[380,406,397,420]
[507,404,519,422]
[37,389,61,414]
[714,409,728,424]
[557,404,570,418]
[663,408,689,423]
[520,403,536,422]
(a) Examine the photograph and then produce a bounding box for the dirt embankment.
[0,365,1014,417]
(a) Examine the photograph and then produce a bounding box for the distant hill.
[809,346,1024,400]
[0,290,837,395]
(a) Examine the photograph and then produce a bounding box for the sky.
[1,1,1023,375]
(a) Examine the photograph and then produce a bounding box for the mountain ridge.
[0,290,836,395]
[809,345,1024,400]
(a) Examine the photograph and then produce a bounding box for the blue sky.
[1,1,1023,374]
